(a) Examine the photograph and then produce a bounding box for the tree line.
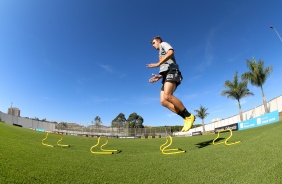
[92,112,144,128]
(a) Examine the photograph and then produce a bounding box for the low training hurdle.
[213,128,241,146]
[160,136,186,155]
[42,132,70,147]
[90,136,121,154]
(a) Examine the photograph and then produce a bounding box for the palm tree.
[194,105,209,133]
[221,71,254,122]
[241,58,273,113]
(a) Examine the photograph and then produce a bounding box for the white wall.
[174,95,282,136]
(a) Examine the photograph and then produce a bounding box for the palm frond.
[242,58,273,87]
[222,71,254,101]
[194,105,209,120]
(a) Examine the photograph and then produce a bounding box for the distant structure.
[212,118,221,123]
[8,107,21,117]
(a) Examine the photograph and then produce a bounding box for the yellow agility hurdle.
[90,136,121,154]
[160,136,186,155]
[42,132,70,147]
[213,128,241,146]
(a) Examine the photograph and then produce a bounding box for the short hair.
[151,36,162,43]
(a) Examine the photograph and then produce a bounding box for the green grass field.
[1,121,282,184]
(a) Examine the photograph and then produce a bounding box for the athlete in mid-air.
[146,36,195,132]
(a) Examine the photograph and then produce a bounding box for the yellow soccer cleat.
[181,124,187,132]
[183,114,195,132]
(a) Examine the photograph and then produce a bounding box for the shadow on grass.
[195,138,225,149]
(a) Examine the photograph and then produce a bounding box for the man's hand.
[147,50,174,68]
[146,63,159,68]
[149,74,162,83]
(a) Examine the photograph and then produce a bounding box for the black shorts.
[160,69,183,91]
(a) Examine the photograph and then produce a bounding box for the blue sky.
[1,0,282,127]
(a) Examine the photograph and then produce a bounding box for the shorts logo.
[167,74,173,79]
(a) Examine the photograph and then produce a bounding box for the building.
[8,107,21,117]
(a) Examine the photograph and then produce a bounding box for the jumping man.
[146,36,195,132]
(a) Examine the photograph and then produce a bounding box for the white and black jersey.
[158,42,179,74]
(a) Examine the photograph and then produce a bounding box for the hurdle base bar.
[213,128,241,146]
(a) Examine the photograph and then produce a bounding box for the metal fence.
[1,95,282,137]
[55,126,172,137]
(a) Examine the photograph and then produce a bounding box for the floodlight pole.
[270,25,282,42]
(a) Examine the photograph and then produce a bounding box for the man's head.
[151,36,162,50]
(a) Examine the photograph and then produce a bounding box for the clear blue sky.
[1,0,282,127]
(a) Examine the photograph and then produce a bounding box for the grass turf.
[1,121,282,184]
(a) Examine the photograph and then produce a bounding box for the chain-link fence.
[55,126,172,138]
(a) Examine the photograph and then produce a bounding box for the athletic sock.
[180,108,191,118]
[177,111,185,119]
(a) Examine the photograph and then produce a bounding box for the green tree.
[126,112,144,128]
[241,58,273,113]
[221,71,254,122]
[194,105,209,133]
[92,116,102,128]
[111,113,127,128]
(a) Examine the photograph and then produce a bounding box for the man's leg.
[160,82,195,132]
[160,82,184,113]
